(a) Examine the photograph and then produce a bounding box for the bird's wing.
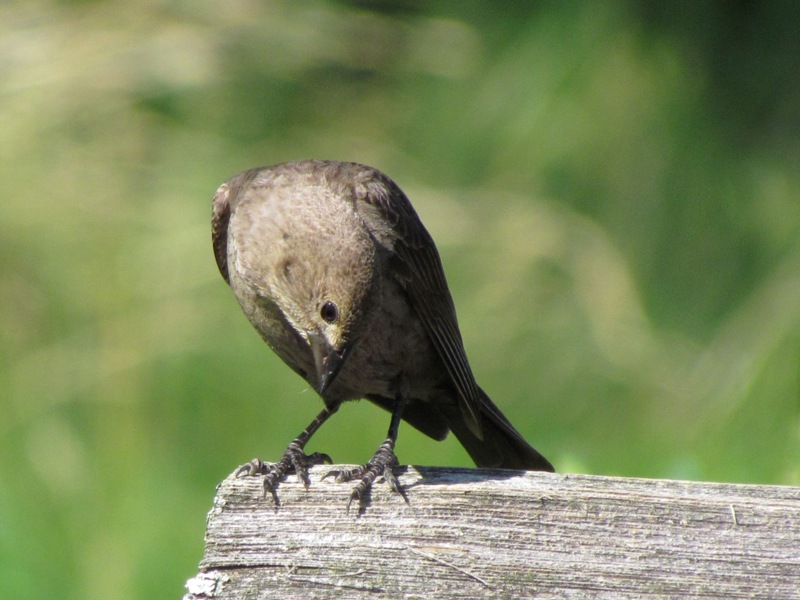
[212,182,232,283]
[212,167,265,284]
[353,167,484,438]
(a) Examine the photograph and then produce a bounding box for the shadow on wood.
[185,465,800,598]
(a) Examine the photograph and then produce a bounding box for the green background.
[2,1,799,598]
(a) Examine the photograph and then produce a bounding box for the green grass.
[1,1,799,598]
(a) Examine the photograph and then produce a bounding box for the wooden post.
[185,465,800,598]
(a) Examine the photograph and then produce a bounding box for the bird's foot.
[323,438,407,513]
[236,441,332,506]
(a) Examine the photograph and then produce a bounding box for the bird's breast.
[324,276,448,403]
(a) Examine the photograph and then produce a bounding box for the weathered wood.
[185,466,800,598]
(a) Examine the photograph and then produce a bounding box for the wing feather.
[353,167,484,438]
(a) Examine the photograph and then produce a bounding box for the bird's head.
[274,256,374,396]
[230,176,380,397]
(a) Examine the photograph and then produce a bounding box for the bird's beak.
[308,333,350,396]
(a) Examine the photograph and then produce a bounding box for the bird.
[211,160,554,508]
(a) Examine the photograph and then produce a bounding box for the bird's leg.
[324,390,409,512]
[236,403,338,506]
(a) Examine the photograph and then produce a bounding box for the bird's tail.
[447,387,554,472]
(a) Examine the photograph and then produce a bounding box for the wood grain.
[185,466,800,598]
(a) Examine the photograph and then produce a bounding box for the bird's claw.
[236,443,332,506]
[235,458,271,477]
[324,439,407,513]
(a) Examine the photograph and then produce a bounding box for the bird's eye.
[320,301,339,324]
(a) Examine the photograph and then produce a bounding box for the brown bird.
[212,160,553,508]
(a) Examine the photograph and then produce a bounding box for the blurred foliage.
[1,1,799,598]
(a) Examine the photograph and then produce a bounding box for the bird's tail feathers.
[446,387,554,472]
